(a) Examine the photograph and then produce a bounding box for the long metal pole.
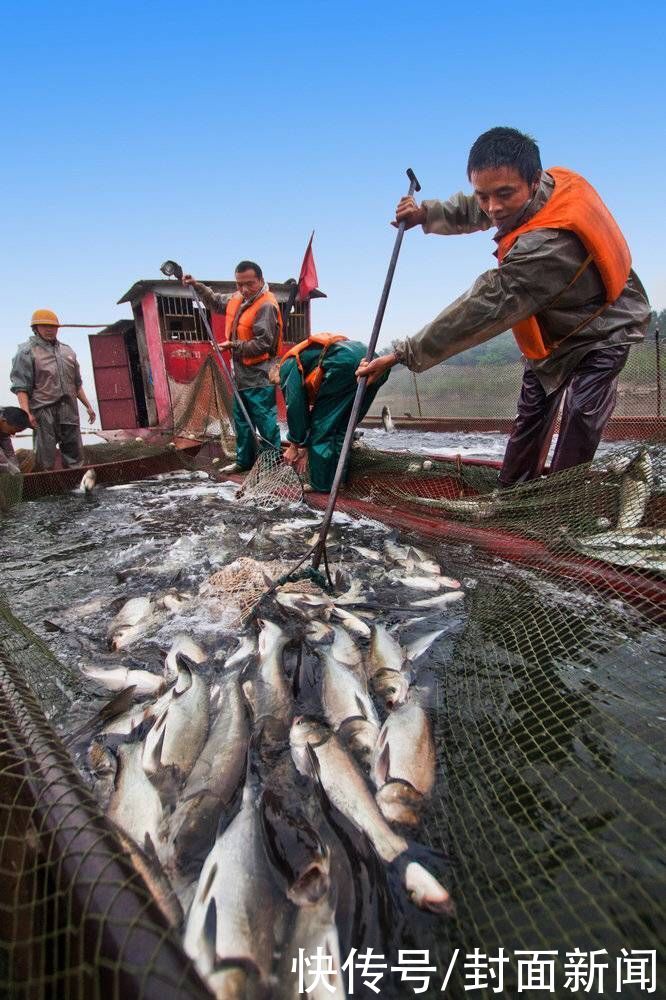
[312,168,421,570]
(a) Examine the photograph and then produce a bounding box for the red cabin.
[89,278,325,431]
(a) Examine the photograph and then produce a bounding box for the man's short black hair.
[467,127,542,185]
[0,406,30,431]
[235,260,263,280]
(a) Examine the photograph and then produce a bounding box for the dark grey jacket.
[394,171,650,393]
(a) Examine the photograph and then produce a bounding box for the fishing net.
[0,316,664,996]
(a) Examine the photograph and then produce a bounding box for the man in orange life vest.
[357,127,650,485]
[183,261,282,472]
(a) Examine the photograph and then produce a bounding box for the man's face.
[235,269,263,301]
[470,166,538,227]
[35,324,59,342]
[0,418,20,436]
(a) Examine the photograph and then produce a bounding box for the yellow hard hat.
[31,308,60,327]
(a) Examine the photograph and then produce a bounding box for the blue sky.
[1,0,664,415]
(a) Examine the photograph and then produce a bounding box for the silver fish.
[111,824,183,929]
[254,618,293,727]
[164,634,207,681]
[183,777,289,997]
[616,448,653,530]
[275,592,333,620]
[381,405,395,433]
[142,655,210,791]
[411,591,465,608]
[164,668,249,875]
[107,740,163,850]
[318,642,380,770]
[81,664,166,698]
[390,572,461,591]
[331,606,371,639]
[260,786,331,907]
[372,696,436,828]
[160,590,193,614]
[290,717,453,915]
[279,891,345,998]
[79,468,96,493]
[367,625,410,709]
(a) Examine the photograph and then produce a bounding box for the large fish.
[107,596,154,650]
[81,664,166,698]
[107,739,164,851]
[290,716,454,915]
[316,629,380,769]
[260,786,331,906]
[389,570,461,591]
[616,448,653,530]
[366,625,411,710]
[164,667,249,876]
[250,619,293,729]
[79,468,96,494]
[164,634,207,681]
[372,695,436,828]
[142,654,210,794]
[111,824,183,930]
[411,591,465,609]
[381,405,395,433]
[183,775,290,998]
[279,891,345,999]
[220,634,257,670]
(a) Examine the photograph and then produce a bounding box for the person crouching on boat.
[279,335,390,492]
[182,261,282,474]
[0,406,31,475]
[356,127,650,486]
[9,310,97,472]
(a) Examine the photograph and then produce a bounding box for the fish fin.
[354,693,369,721]
[143,832,159,861]
[375,742,391,785]
[202,898,218,967]
[292,644,303,699]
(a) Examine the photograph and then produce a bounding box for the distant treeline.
[381,309,665,367]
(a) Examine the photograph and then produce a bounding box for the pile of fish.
[71,532,466,999]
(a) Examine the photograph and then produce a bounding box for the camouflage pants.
[33,399,84,471]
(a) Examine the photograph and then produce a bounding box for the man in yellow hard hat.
[10,309,96,471]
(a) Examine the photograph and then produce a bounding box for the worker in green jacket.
[279,335,389,492]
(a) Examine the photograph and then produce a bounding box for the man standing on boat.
[10,310,97,472]
[182,261,282,473]
[0,406,31,475]
[357,127,650,485]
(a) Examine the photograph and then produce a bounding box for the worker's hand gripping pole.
[311,168,421,572]
[159,260,271,448]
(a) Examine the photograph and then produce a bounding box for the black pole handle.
[311,168,421,570]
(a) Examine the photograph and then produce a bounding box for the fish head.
[87,740,116,779]
[376,781,423,828]
[372,669,410,710]
[289,715,328,750]
[174,653,196,693]
[257,618,287,657]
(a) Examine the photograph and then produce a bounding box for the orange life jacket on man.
[496,167,632,360]
[224,290,283,366]
[280,333,349,406]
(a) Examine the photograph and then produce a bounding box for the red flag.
[297,232,318,301]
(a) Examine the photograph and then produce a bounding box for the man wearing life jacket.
[357,127,650,485]
[279,336,389,492]
[182,261,282,473]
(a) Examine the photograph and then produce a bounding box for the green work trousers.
[233,385,281,470]
[308,351,387,492]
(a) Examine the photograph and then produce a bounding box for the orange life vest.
[224,290,283,366]
[280,333,349,406]
[496,167,632,360]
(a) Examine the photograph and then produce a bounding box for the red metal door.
[89,333,139,429]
